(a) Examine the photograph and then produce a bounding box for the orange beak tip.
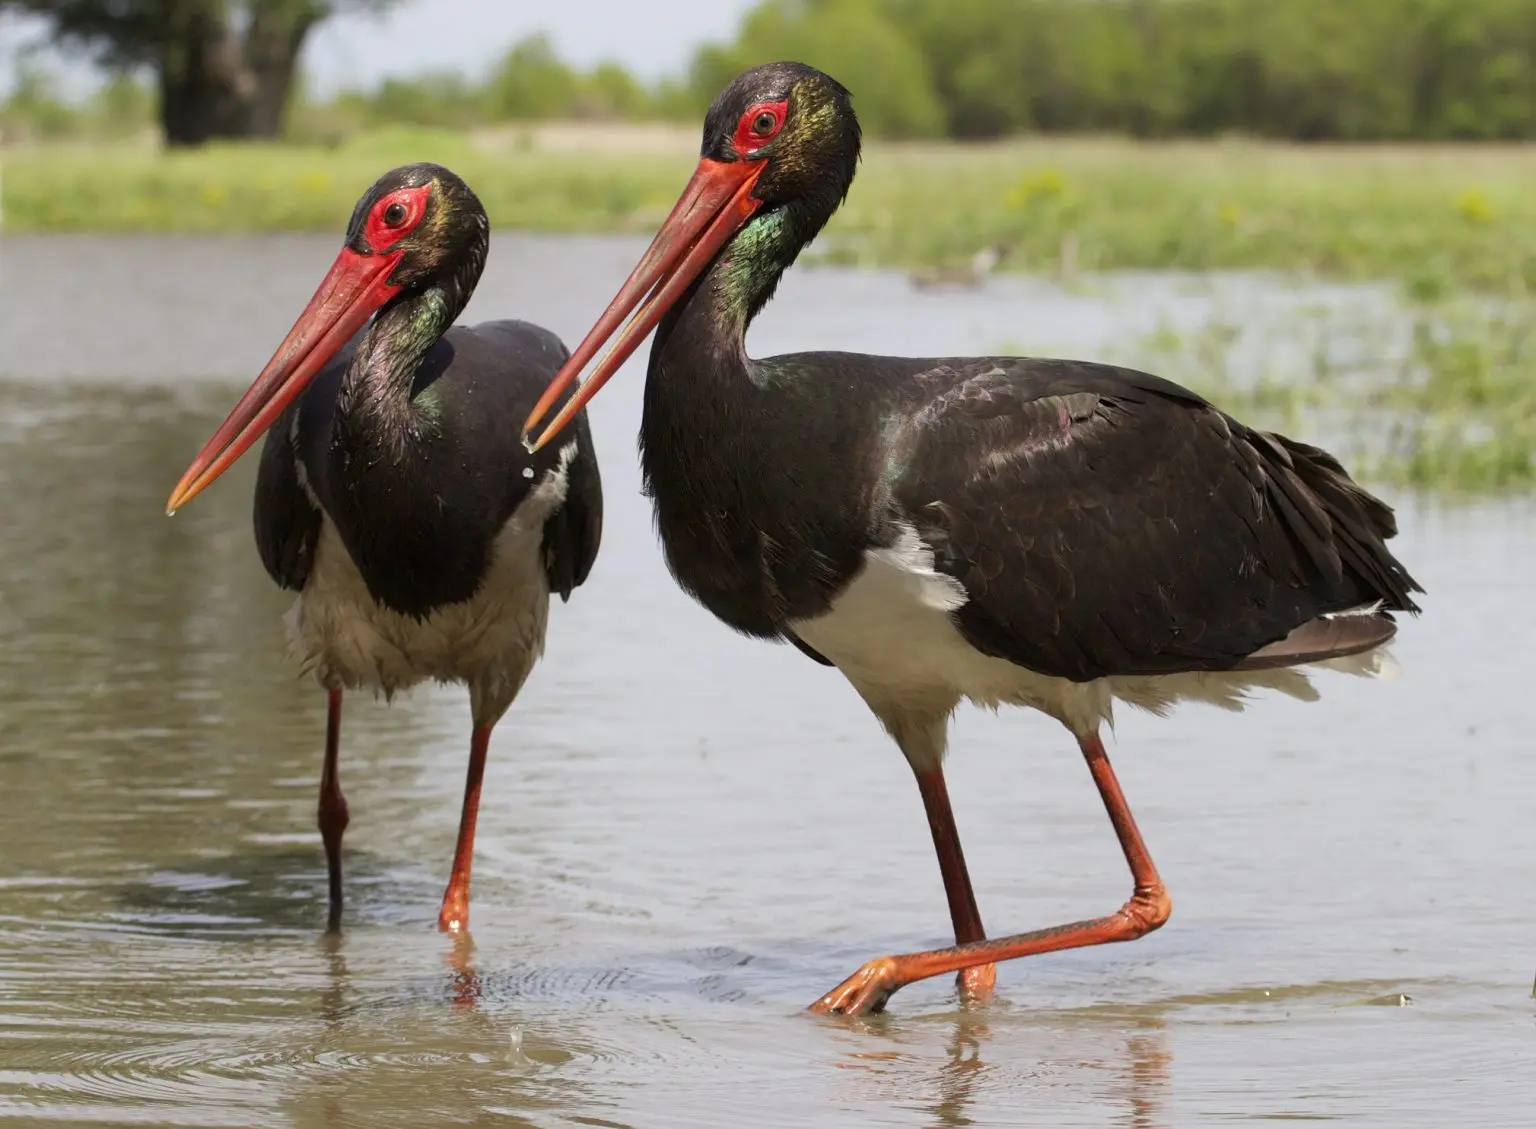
[520,156,762,457]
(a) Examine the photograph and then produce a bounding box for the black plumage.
[884,358,1417,682]
[253,320,600,618]
[522,62,1422,1016]
[638,350,1416,682]
[170,163,602,936]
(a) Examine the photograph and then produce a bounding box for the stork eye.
[734,100,787,154]
[383,202,408,227]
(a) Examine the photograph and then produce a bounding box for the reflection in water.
[446,931,482,1010]
[826,1009,1172,1129]
[1120,1030,1172,1129]
[1,240,1534,1125]
[319,932,350,1028]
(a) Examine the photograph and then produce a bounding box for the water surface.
[0,235,1531,1126]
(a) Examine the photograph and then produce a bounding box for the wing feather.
[886,359,1421,683]
[252,405,321,592]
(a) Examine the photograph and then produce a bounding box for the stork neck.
[652,201,820,377]
[342,216,487,427]
[351,284,453,403]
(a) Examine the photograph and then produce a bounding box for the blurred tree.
[705,0,1536,141]
[484,33,579,120]
[1,61,77,140]
[691,0,944,138]
[0,0,400,146]
[483,34,660,122]
[88,71,156,138]
[368,72,483,129]
[576,61,650,119]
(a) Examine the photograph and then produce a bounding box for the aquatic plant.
[1128,297,1536,493]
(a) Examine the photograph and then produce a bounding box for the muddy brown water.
[0,235,1531,1126]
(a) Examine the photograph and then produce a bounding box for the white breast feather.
[789,520,1397,760]
[285,442,577,726]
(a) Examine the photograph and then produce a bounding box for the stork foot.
[810,956,902,1016]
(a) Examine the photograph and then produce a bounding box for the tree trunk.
[156,1,316,147]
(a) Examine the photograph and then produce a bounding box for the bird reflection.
[1120,1028,1173,1129]
[318,929,351,1026]
[831,1007,1173,1128]
[927,1008,990,1128]
[445,930,481,1010]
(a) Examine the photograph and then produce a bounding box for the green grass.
[5,130,1536,294]
[0,129,699,238]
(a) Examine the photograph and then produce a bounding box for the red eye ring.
[362,185,429,250]
[733,99,788,156]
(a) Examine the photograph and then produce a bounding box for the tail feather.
[1236,609,1397,671]
[1269,434,1423,615]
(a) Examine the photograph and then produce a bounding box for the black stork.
[522,63,1422,1016]
[167,163,602,935]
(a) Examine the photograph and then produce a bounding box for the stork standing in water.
[168,164,602,934]
[523,63,1421,1015]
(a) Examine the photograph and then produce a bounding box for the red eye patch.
[732,99,789,157]
[362,184,430,251]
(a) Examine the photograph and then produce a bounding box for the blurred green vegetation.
[878,0,1536,140]
[1,32,694,144]
[13,135,1532,296]
[283,34,700,143]
[701,0,1536,141]
[0,64,155,143]
[10,1,1536,143]
[0,130,695,233]
[1387,303,1536,489]
[691,0,945,138]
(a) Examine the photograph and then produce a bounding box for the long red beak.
[521,157,765,452]
[165,246,404,514]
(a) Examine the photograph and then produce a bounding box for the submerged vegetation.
[1128,297,1536,492]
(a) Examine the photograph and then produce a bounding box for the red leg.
[437,724,493,933]
[813,732,1171,1016]
[318,687,349,932]
[913,766,997,1001]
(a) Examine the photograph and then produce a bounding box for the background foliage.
[9,0,1536,142]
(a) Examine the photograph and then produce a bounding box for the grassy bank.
[5,129,1535,294]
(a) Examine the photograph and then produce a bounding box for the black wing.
[540,392,604,602]
[253,401,322,592]
[468,321,603,603]
[887,358,1422,683]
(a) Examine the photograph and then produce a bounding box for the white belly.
[286,518,547,717]
[789,524,1394,755]
[286,452,573,726]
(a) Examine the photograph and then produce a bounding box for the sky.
[0,0,759,98]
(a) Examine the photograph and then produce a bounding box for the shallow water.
[0,235,1532,1127]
